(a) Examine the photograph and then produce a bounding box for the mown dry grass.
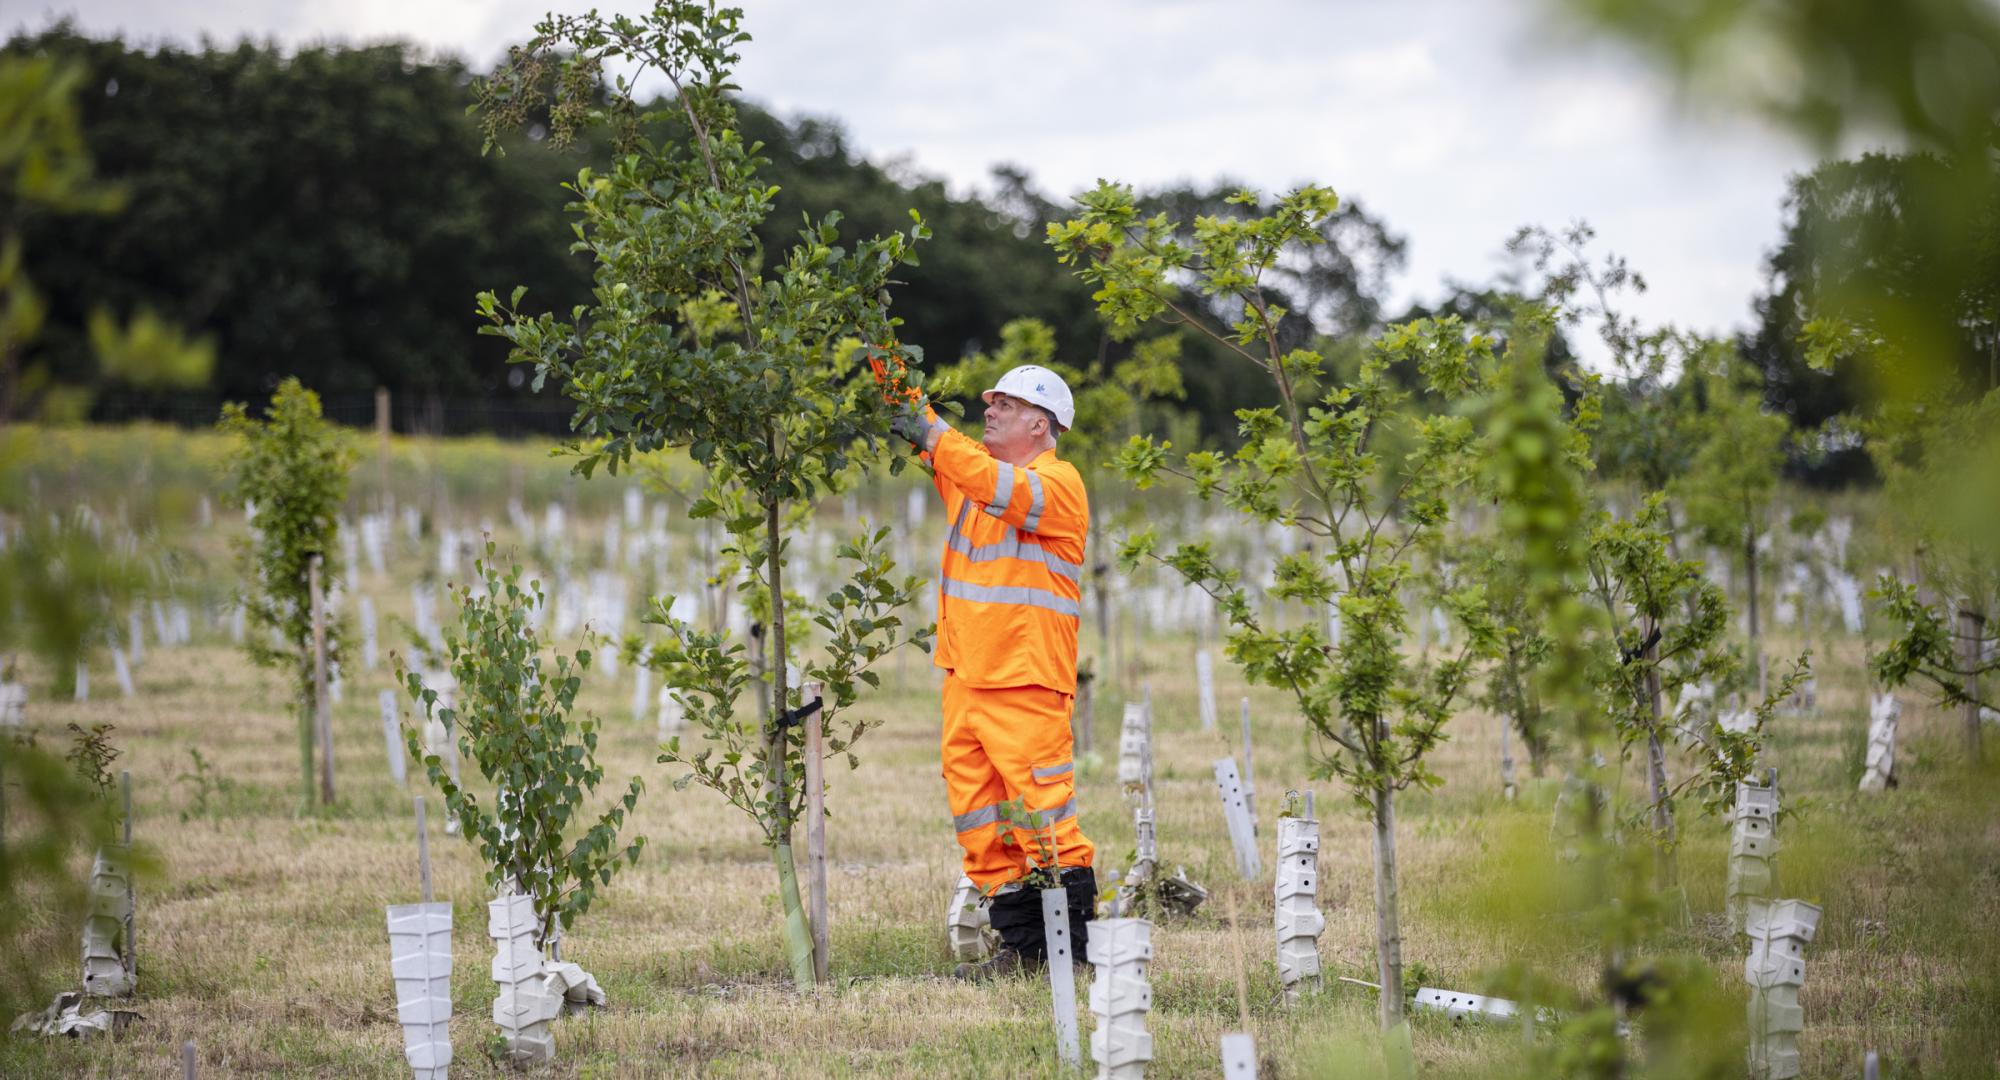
[2,495,1995,1078]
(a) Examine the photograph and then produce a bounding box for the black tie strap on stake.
[777,696,824,730]
[1619,625,1663,666]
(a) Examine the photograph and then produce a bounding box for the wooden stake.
[1240,698,1258,831]
[121,770,135,986]
[415,796,433,904]
[309,556,334,804]
[375,386,392,516]
[1959,603,1983,764]
[803,681,829,985]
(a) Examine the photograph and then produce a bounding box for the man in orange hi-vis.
[875,349,1096,980]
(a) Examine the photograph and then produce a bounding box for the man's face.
[981,392,1046,458]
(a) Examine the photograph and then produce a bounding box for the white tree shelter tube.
[945,875,991,962]
[386,902,452,1079]
[1087,918,1153,1080]
[1274,812,1325,1001]
[488,892,558,1064]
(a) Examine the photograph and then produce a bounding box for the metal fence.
[87,390,579,439]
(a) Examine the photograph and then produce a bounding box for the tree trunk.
[310,556,335,806]
[1745,526,1763,698]
[1093,518,1112,694]
[762,492,814,991]
[1525,687,1548,779]
[1641,617,1678,897]
[1370,772,1405,1030]
[1961,603,1984,765]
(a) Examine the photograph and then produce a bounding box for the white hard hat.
[982,365,1074,431]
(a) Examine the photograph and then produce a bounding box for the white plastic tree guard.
[1671,680,1716,746]
[74,661,88,701]
[488,893,559,1065]
[411,585,441,653]
[1719,703,1757,735]
[1745,898,1821,1080]
[1117,701,1151,789]
[1112,806,1158,917]
[386,902,452,1080]
[1727,777,1781,933]
[0,679,25,726]
[1042,887,1082,1068]
[1213,758,1261,880]
[945,875,991,962]
[631,661,651,725]
[1413,987,1521,1022]
[1220,1032,1257,1080]
[360,596,379,671]
[111,647,135,699]
[362,514,388,574]
[1196,650,1216,732]
[1859,693,1900,793]
[1273,814,1324,1001]
[80,846,134,997]
[127,609,145,666]
[1087,918,1153,1080]
[379,689,408,786]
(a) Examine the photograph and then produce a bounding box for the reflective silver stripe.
[1021,470,1046,532]
[1031,798,1078,827]
[984,465,1017,518]
[954,803,1003,833]
[941,578,1082,618]
[1031,761,1073,782]
[945,528,1084,582]
[925,415,950,440]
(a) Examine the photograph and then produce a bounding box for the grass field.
[2,434,1995,1078]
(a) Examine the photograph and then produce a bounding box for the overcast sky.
[19,0,1842,361]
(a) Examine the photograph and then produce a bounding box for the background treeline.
[3,24,1993,484]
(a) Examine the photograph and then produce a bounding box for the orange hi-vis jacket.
[914,409,1089,693]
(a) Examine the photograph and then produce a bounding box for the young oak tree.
[1584,494,1771,900]
[399,552,644,953]
[217,377,353,810]
[474,2,931,988]
[1481,337,1748,1080]
[1051,182,1503,1028]
[1863,390,2000,761]
[1672,348,1790,695]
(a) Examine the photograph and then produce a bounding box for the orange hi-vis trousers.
[942,673,1095,890]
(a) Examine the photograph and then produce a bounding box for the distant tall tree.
[1,27,588,410]
[1673,349,1789,691]
[1742,150,2000,483]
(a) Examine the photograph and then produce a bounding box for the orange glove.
[865,343,924,406]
